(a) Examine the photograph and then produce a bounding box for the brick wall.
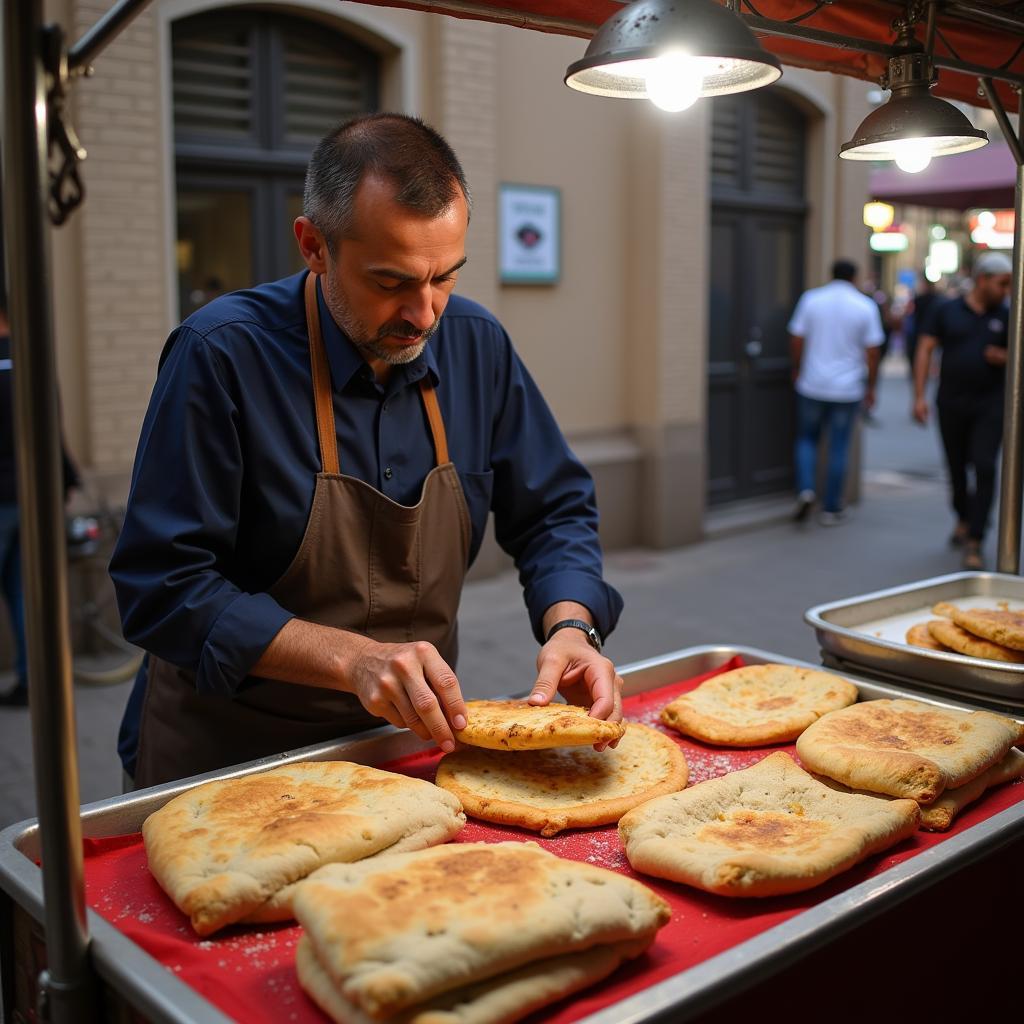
[73,1,170,479]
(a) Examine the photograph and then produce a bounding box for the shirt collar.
[314,275,441,394]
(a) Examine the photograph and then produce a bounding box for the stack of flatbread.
[293,842,671,1024]
[796,699,1024,831]
[142,761,465,935]
[906,602,1024,663]
[660,664,858,746]
[438,700,687,835]
[618,751,919,897]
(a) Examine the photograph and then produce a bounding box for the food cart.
[2,2,1024,1023]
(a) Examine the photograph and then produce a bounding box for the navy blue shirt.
[921,296,1008,406]
[111,272,622,757]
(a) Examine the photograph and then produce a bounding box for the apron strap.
[419,381,450,466]
[304,272,341,476]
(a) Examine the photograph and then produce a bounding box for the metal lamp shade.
[565,0,782,99]
[840,89,988,160]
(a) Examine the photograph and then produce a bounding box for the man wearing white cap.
[913,251,1012,569]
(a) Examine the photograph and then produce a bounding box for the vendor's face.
[977,272,1011,309]
[296,175,468,373]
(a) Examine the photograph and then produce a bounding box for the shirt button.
[384,467,393,480]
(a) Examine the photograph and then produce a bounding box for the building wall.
[48,1,876,568]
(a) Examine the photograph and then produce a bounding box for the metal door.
[707,91,807,504]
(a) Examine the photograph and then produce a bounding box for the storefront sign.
[499,184,561,284]
[869,230,909,252]
[969,209,1014,249]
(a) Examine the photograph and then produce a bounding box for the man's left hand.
[529,629,623,750]
[985,345,1008,367]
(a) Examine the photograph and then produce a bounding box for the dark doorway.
[172,8,380,319]
[707,91,807,504]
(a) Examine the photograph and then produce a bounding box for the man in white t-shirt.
[788,260,885,525]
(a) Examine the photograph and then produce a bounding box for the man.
[913,251,1012,569]
[111,114,623,788]
[0,282,81,707]
[788,260,884,525]
[906,271,940,376]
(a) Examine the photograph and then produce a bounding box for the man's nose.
[400,287,435,332]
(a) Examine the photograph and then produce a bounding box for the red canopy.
[358,0,1024,110]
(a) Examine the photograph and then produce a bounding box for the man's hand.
[863,388,876,413]
[341,637,467,752]
[529,629,623,750]
[985,344,1008,367]
[913,397,930,425]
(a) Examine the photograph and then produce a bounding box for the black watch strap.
[545,618,602,653]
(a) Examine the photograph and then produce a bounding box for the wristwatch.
[545,618,602,653]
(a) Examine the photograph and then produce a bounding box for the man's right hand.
[342,637,467,752]
[912,398,929,425]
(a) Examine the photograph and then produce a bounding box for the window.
[172,8,380,319]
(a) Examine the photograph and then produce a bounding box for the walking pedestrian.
[789,259,885,525]
[913,250,1012,569]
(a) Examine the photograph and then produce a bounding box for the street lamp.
[564,0,781,113]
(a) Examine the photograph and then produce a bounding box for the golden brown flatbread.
[659,664,858,746]
[926,619,1024,663]
[293,842,670,1021]
[618,752,919,897]
[435,724,687,836]
[454,700,624,750]
[943,607,1024,652]
[814,748,1024,832]
[142,761,465,936]
[795,699,1024,803]
[905,622,950,652]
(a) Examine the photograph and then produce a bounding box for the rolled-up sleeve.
[488,331,623,644]
[109,327,294,695]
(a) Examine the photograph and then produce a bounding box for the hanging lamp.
[565,0,781,113]
[840,35,987,172]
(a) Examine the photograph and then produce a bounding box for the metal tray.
[3,644,1024,1024]
[805,571,1024,713]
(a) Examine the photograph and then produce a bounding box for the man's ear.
[294,216,330,274]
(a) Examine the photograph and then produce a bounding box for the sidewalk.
[0,368,966,829]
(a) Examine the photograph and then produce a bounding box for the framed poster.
[499,183,561,285]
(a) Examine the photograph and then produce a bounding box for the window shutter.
[711,97,742,188]
[172,22,255,141]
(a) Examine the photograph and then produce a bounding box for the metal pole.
[981,78,1024,574]
[0,1,98,1021]
[68,0,153,71]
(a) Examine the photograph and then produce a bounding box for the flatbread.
[618,752,919,897]
[292,842,670,1019]
[435,724,688,836]
[926,619,1024,663]
[795,699,1024,803]
[659,664,858,746]
[142,761,465,936]
[905,622,950,652]
[296,935,651,1024]
[942,607,1024,652]
[814,748,1024,832]
[454,700,625,750]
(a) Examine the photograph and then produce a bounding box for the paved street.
[0,366,971,830]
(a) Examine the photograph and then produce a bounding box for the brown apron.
[133,272,472,788]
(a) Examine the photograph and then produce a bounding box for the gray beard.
[322,274,439,366]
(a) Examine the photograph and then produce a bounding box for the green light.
[930,225,946,240]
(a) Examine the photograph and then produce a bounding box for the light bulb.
[892,139,933,174]
[645,54,704,113]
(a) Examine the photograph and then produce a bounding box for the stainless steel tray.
[2,644,1023,1024]
[806,571,1024,712]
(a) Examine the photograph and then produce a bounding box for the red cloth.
[81,658,1024,1023]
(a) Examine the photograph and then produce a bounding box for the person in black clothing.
[0,282,81,706]
[913,251,1012,569]
[906,273,940,376]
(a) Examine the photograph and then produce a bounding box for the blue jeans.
[0,503,27,690]
[794,395,860,514]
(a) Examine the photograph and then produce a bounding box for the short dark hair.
[832,260,858,282]
[304,113,471,253]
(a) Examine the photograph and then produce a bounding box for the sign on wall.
[499,184,561,285]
